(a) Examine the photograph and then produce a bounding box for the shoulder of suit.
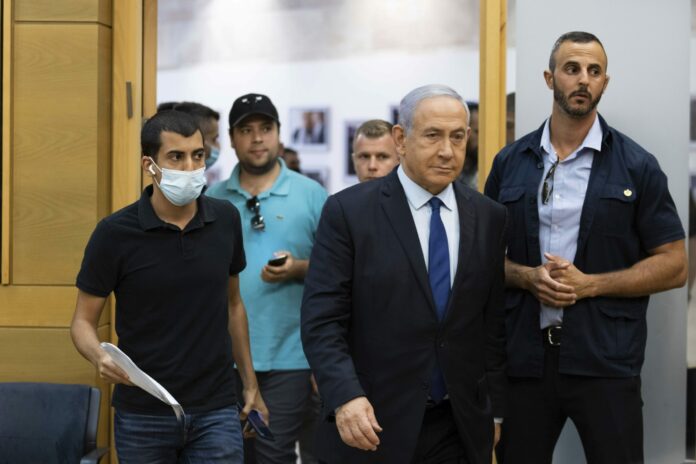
[462,185,505,211]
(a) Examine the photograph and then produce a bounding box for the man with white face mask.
[71,110,267,463]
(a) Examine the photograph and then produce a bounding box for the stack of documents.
[100,342,184,422]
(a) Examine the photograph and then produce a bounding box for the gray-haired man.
[302,84,506,463]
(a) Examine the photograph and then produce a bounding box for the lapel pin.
[624,189,632,197]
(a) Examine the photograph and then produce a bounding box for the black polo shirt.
[77,185,246,414]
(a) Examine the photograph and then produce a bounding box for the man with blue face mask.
[71,110,267,463]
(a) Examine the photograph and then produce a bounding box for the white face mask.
[148,157,206,206]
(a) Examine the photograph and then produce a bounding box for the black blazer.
[301,170,507,464]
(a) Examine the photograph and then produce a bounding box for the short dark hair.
[157,101,220,122]
[549,31,606,71]
[283,147,298,157]
[141,110,202,159]
[353,119,394,152]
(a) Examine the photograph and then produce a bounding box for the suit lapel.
[380,172,437,315]
[444,183,475,321]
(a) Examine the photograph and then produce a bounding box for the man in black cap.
[207,93,327,463]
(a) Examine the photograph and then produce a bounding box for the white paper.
[100,342,184,422]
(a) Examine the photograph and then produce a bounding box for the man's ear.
[603,74,610,92]
[543,69,554,90]
[142,156,156,176]
[229,129,236,150]
[393,125,406,156]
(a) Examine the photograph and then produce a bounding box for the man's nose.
[439,140,454,159]
[368,157,378,170]
[578,68,590,85]
[183,156,197,171]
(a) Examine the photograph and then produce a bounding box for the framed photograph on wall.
[304,167,330,189]
[390,105,399,125]
[288,108,330,152]
[345,120,365,177]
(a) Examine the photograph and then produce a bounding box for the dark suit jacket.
[301,170,507,463]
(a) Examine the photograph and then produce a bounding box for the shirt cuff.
[494,417,503,424]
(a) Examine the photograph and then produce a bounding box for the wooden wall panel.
[0,326,105,383]
[479,0,508,193]
[12,24,111,285]
[2,0,13,284]
[14,0,112,26]
[0,286,109,327]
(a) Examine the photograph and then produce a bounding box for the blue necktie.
[428,197,450,402]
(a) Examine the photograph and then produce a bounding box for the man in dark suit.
[301,84,507,463]
[485,32,687,463]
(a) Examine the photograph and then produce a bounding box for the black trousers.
[410,400,468,464]
[496,343,644,464]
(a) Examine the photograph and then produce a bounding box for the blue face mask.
[148,157,206,207]
[205,146,220,169]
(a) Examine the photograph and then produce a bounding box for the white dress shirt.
[397,166,459,285]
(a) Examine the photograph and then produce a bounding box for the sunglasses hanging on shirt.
[246,196,265,231]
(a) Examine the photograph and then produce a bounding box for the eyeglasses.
[246,196,265,231]
[541,160,559,205]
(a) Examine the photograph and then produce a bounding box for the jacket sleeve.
[301,194,364,418]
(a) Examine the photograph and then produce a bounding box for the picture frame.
[288,107,330,152]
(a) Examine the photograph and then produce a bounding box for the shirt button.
[555,194,560,199]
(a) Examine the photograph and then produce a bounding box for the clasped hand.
[525,253,594,308]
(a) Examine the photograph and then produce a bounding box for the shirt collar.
[540,114,603,158]
[397,165,456,211]
[224,157,290,199]
[137,184,217,231]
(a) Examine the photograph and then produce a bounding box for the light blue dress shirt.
[397,166,459,285]
[538,116,602,329]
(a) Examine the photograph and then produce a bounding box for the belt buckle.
[547,325,562,346]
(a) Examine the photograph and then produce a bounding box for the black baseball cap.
[228,93,280,128]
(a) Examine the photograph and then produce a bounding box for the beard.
[554,83,603,119]
[239,152,279,175]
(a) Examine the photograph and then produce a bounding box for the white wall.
[517,1,690,462]
[158,46,516,193]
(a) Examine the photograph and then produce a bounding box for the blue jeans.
[115,406,244,464]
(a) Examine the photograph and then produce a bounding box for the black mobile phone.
[237,403,275,441]
[267,254,288,267]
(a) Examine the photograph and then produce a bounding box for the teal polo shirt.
[207,159,327,371]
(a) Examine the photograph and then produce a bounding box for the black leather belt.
[543,325,562,346]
